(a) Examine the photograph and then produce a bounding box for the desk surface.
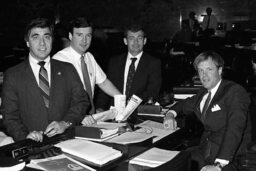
[0,120,191,171]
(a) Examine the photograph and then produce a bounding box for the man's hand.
[201,165,221,171]
[81,115,96,126]
[26,130,43,142]
[44,121,67,137]
[163,111,177,129]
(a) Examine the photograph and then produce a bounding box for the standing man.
[53,17,121,125]
[164,51,251,171]
[97,24,162,110]
[202,7,218,37]
[1,18,90,141]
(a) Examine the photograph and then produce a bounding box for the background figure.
[202,7,218,37]
[164,51,251,171]
[1,18,89,142]
[53,17,121,126]
[96,24,162,110]
[188,11,200,40]
[172,20,193,47]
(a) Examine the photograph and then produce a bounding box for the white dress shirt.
[123,51,143,94]
[53,46,106,97]
[29,54,51,86]
[202,15,218,30]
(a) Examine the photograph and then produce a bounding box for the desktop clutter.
[0,94,179,170]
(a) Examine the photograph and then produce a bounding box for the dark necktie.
[38,61,50,108]
[202,91,211,118]
[81,55,95,114]
[125,57,137,99]
[206,16,211,29]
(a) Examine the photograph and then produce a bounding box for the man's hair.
[193,51,224,70]
[69,17,92,34]
[124,24,146,37]
[24,18,54,41]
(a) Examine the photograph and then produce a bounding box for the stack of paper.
[55,139,122,166]
[28,154,95,171]
[129,147,180,168]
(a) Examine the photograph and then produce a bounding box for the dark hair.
[69,17,92,34]
[24,18,54,41]
[193,51,224,70]
[124,24,146,37]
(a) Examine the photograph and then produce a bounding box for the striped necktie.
[125,57,137,99]
[38,61,50,108]
[81,55,95,114]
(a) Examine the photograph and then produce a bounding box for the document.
[115,95,142,121]
[106,131,154,144]
[136,120,178,143]
[55,139,122,166]
[129,147,180,168]
[28,154,95,171]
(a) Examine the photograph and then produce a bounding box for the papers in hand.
[28,154,95,171]
[129,147,180,168]
[115,95,142,121]
[55,139,122,166]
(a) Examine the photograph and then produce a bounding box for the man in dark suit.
[96,24,162,110]
[1,18,90,142]
[164,51,251,171]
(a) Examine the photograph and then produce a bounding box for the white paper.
[129,147,180,168]
[137,120,178,143]
[55,139,122,166]
[92,109,117,122]
[114,94,126,117]
[106,131,154,144]
[115,95,142,121]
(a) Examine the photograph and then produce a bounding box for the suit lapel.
[23,59,46,109]
[196,89,208,121]
[131,53,147,90]
[204,80,225,119]
[118,54,127,92]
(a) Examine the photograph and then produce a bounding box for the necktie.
[202,91,211,118]
[38,61,50,108]
[81,55,95,114]
[125,57,137,99]
[206,16,210,29]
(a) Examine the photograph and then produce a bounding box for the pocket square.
[211,104,221,112]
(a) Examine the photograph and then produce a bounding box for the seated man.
[164,51,251,171]
[1,17,90,142]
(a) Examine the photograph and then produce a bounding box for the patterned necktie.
[81,55,95,114]
[38,61,50,108]
[125,57,137,99]
[202,91,211,118]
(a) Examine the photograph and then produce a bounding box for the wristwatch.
[214,162,223,170]
[63,121,73,129]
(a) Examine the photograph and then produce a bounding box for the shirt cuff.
[167,110,177,117]
[215,158,229,167]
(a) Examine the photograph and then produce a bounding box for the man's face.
[197,58,222,90]
[124,30,147,56]
[69,27,92,55]
[26,27,52,61]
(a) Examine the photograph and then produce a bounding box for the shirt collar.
[209,79,222,97]
[29,53,50,67]
[128,51,143,61]
[70,46,84,59]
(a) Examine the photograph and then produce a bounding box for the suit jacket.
[1,59,90,141]
[172,80,251,163]
[96,52,162,109]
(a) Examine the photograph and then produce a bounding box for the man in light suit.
[96,24,162,110]
[164,51,251,171]
[1,18,90,142]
